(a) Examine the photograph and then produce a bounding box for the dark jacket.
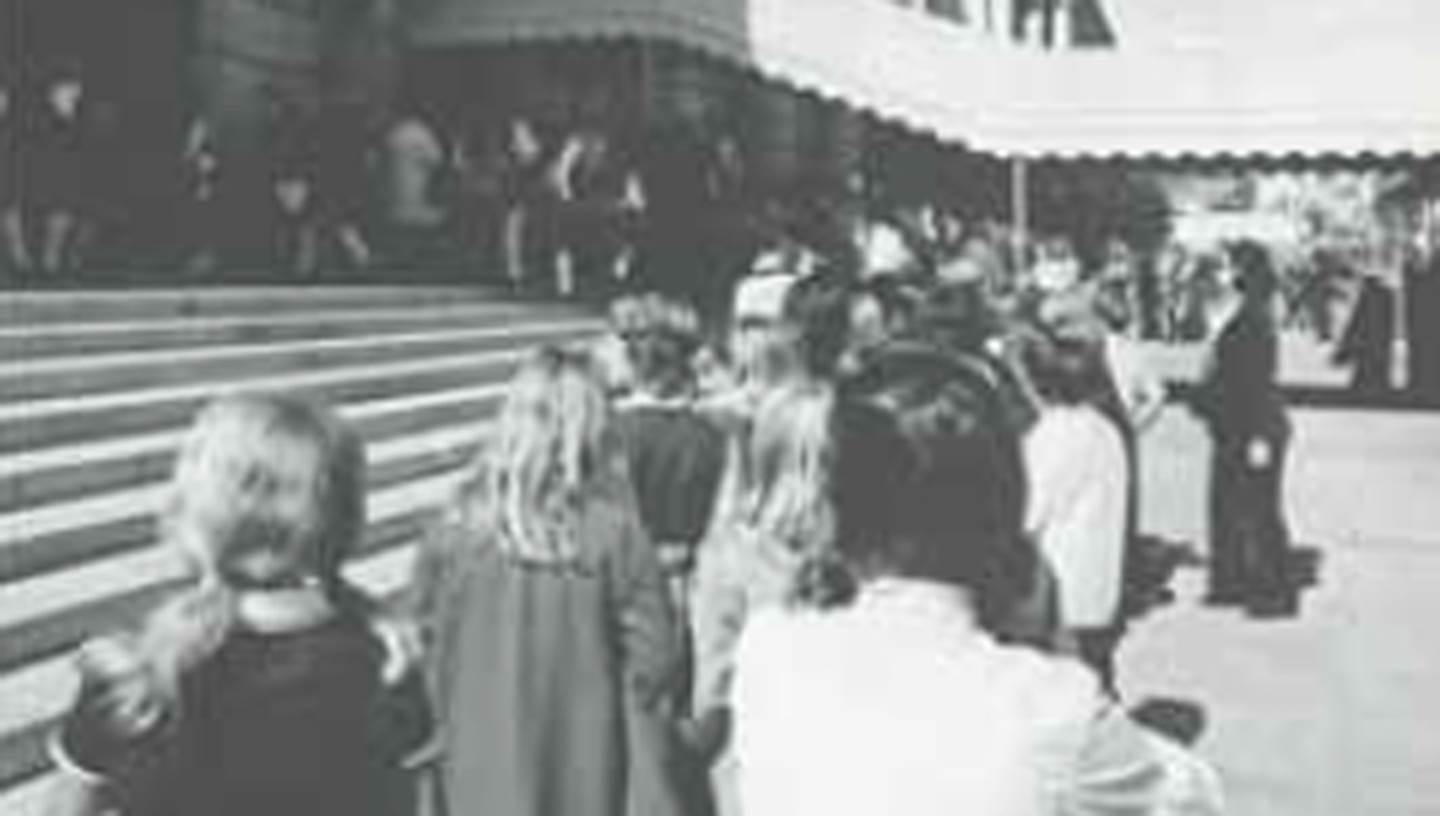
[1194,302,1289,441]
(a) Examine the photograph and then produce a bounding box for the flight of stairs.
[0,286,604,813]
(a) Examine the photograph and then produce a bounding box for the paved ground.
[1122,336,1440,816]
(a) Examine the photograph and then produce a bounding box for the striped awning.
[404,0,1440,164]
[975,46,1440,163]
[405,0,1005,144]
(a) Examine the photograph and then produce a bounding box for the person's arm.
[608,500,684,712]
[45,636,176,816]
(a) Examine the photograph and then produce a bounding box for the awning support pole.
[1011,155,1029,276]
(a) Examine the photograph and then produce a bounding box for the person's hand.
[372,618,426,686]
[74,636,169,741]
[1246,438,1272,469]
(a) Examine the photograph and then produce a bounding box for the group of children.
[46,268,1221,816]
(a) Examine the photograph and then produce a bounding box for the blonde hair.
[165,392,366,589]
[458,346,617,566]
[729,382,835,555]
[110,393,366,707]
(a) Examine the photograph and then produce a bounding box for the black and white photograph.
[1,1,1438,814]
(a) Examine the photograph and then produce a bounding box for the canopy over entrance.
[405,0,1440,166]
[974,45,1440,163]
[405,0,1005,144]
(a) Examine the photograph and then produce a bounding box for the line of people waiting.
[43,253,1242,815]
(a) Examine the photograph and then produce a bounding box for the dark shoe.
[1202,588,1246,607]
[1245,590,1300,619]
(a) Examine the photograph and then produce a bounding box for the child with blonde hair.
[47,393,432,816]
[409,345,689,816]
[687,381,839,815]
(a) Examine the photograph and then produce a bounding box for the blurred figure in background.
[29,65,92,278]
[380,107,449,272]
[1334,270,1396,398]
[0,74,30,276]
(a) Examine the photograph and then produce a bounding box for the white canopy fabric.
[403,0,1440,162]
[975,45,1440,160]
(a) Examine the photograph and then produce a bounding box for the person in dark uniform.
[312,97,375,275]
[1334,271,1397,398]
[1191,241,1295,617]
[29,66,92,278]
[1,75,31,276]
[1403,244,1440,403]
[555,129,642,300]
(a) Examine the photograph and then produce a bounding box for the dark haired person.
[730,343,1222,816]
[1334,270,1396,398]
[615,313,728,614]
[0,76,30,275]
[1192,241,1295,616]
[29,68,91,277]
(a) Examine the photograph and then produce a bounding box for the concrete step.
[0,420,492,585]
[0,320,604,455]
[0,380,506,515]
[0,300,581,359]
[0,318,598,402]
[0,287,601,808]
[0,285,523,324]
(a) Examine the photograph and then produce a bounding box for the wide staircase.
[0,286,604,813]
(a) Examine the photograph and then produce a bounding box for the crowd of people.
[0,63,793,308]
[40,234,1335,816]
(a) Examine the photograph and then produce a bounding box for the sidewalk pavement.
[1122,381,1440,816]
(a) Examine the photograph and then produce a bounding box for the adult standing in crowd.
[1405,229,1440,402]
[1021,304,1131,693]
[1191,241,1295,617]
[312,96,375,275]
[28,65,91,278]
[1334,269,1397,398]
[380,107,449,272]
[0,73,30,276]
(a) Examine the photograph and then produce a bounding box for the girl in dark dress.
[614,303,728,614]
[48,394,433,816]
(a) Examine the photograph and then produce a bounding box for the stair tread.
[1,422,487,553]
[2,319,593,381]
[0,344,535,427]
[0,299,562,342]
[0,382,504,482]
[0,468,449,639]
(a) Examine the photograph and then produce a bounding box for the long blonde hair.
[117,393,366,706]
[457,346,618,566]
[723,382,835,557]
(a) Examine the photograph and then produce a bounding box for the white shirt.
[1104,333,1166,431]
[385,118,445,227]
[732,579,1221,816]
[1025,406,1129,629]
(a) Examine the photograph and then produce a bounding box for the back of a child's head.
[626,326,698,398]
[165,392,366,591]
[473,345,617,566]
